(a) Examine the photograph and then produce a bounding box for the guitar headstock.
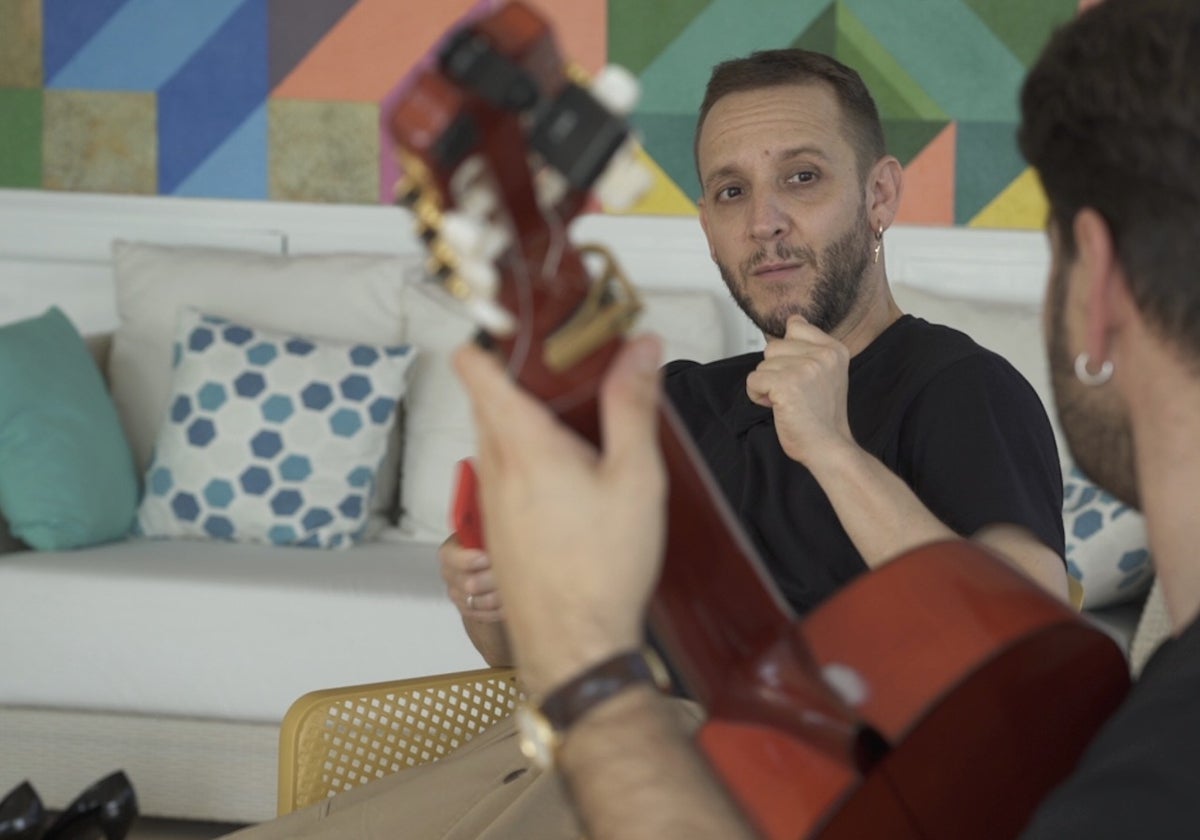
[388,1,651,425]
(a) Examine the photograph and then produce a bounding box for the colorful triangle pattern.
[8,0,1077,228]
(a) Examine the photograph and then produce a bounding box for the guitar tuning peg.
[456,255,500,298]
[535,167,569,211]
[456,184,498,220]
[595,140,653,212]
[449,155,500,219]
[464,296,516,336]
[431,264,514,336]
[425,251,507,330]
[441,211,511,262]
[450,155,486,192]
[590,64,640,117]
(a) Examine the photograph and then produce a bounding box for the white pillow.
[109,240,410,520]
[398,285,727,541]
[1063,464,1154,609]
[136,309,416,548]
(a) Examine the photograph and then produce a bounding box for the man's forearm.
[809,442,1068,599]
[558,686,758,840]
[807,440,956,567]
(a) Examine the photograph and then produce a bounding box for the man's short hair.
[1019,0,1200,361]
[693,49,886,185]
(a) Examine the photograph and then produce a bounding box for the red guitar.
[387,4,1131,837]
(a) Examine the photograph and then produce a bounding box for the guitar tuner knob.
[595,141,653,212]
[451,153,484,184]
[456,184,499,220]
[464,296,516,336]
[444,273,473,301]
[535,167,569,210]
[590,64,641,117]
[441,212,511,262]
[455,255,500,298]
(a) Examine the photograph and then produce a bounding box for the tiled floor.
[128,817,248,839]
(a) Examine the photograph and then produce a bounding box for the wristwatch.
[516,647,670,770]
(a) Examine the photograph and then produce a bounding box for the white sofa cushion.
[0,537,483,721]
[107,241,410,521]
[136,309,416,548]
[398,285,729,541]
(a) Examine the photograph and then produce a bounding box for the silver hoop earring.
[1074,352,1114,386]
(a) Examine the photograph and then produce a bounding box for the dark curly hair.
[693,49,886,185]
[1019,0,1200,357]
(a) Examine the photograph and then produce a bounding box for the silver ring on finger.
[467,593,475,611]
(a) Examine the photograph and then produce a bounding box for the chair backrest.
[277,667,521,815]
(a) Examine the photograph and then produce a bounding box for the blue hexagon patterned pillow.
[136,309,416,548]
[1063,465,1154,609]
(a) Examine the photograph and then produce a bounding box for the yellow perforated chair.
[277,667,520,815]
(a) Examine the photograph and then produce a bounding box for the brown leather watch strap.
[539,648,669,731]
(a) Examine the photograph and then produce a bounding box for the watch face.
[516,704,559,770]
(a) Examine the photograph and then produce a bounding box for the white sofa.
[0,189,1160,825]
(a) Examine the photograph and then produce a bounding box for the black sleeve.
[1020,625,1200,838]
[897,352,1065,556]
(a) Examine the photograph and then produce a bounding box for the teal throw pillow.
[0,307,138,549]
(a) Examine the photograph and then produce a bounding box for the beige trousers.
[224,701,702,840]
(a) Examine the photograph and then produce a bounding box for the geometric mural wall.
[0,0,1081,228]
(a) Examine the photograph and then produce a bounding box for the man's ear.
[1072,207,1127,361]
[867,155,903,231]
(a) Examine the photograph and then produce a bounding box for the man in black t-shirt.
[443,48,1066,661]
[664,317,1063,615]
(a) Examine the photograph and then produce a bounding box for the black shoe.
[0,781,44,840]
[41,771,137,840]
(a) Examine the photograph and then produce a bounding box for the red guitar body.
[698,542,1129,839]
[388,3,1132,837]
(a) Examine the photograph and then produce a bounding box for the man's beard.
[717,209,873,339]
[1046,257,1140,508]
